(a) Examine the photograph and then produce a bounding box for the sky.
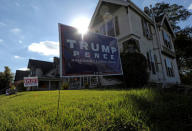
[0,0,192,73]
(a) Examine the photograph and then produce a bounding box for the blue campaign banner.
[59,24,123,76]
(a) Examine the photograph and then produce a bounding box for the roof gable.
[89,0,153,28]
[160,15,176,38]
[89,0,128,28]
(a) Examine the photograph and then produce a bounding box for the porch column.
[49,81,51,90]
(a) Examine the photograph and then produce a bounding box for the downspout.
[150,5,166,87]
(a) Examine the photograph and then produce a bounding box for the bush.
[180,71,192,85]
[61,82,69,90]
[10,85,16,90]
[16,82,26,92]
[121,52,149,88]
[84,82,89,89]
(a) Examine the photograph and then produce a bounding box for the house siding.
[90,1,180,84]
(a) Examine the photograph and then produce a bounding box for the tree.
[152,2,192,31]
[175,27,192,70]
[0,66,13,92]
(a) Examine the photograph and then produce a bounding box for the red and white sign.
[24,77,38,87]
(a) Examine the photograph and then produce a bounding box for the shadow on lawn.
[8,93,24,99]
[117,88,192,131]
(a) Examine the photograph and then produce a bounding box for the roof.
[28,59,55,75]
[89,0,176,38]
[14,70,30,81]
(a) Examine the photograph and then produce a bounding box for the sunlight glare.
[71,16,90,35]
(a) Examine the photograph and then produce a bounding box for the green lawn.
[0,88,192,130]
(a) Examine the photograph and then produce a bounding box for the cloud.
[10,28,21,34]
[14,55,26,59]
[28,41,59,56]
[189,3,192,10]
[0,39,3,43]
[18,67,30,71]
[14,55,22,59]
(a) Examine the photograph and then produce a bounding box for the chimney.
[53,57,59,65]
[144,7,151,16]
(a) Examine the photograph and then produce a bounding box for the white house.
[89,0,181,84]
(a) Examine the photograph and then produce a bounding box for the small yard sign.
[24,77,38,87]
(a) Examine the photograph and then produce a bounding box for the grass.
[0,88,192,130]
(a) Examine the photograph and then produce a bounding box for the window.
[150,51,156,74]
[100,24,106,35]
[162,30,172,49]
[107,19,115,37]
[146,51,156,74]
[142,19,152,40]
[154,55,159,72]
[99,16,120,37]
[164,58,174,77]
[123,39,140,53]
[115,16,120,36]
[146,52,151,71]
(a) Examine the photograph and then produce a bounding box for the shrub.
[61,82,69,90]
[16,82,26,92]
[180,71,192,85]
[121,52,149,88]
[10,85,16,90]
[84,82,89,89]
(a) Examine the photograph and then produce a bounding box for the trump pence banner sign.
[58,24,123,77]
[24,77,38,87]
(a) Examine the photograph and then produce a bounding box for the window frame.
[99,16,120,37]
[142,18,152,40]
[164,58,175,77]
[162,30,172,50]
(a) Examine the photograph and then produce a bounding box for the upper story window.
[162,30,172,49]
[107,19,115,37]
[142,19,152,40]
[164,58,175,77]
[99,16,120,37]
[30,69,35,76]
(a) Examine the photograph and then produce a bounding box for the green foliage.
[152,2,192,31]
[0,66,13,92]
[121,52,149,88]
[16,82,26,92]
[180,71,192,85]
[10,85,16,90]
[84,82,89,89]
[0,89,192,130]
[61,82,69,90]
[175,27,192,70]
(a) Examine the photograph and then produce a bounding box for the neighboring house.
[27,57,60,90]
[15,57,99,89]
[14,70,30,85]
[89,0,180,84]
